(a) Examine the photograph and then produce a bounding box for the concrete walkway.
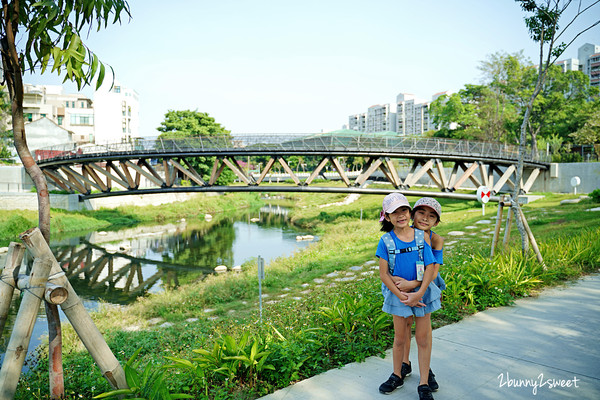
[260,273,600,400]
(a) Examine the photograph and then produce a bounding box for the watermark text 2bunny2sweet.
[497,372,579,395]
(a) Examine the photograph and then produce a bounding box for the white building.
[396,93,435,136]
[366,104,396,133]
[556,58,580,72]
[555,43,600,88]
[348,113,367,132]
[22,84,94,144]
[578,43,600,88]
[93,81,140,144]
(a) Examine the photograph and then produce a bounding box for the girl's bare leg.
[392,315,409,377]
[403,316,413,365]
[414,313,432,385]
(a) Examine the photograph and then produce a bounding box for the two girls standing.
[376,193,444,400]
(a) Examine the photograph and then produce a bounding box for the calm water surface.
[0,205,315,366]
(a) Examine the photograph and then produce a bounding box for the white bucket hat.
[380,193,411,221]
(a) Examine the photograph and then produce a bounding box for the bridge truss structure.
[35,134,549,202]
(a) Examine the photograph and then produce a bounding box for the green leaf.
[96,63,106,90]
[92,388,136,398]
[90,53,99,78]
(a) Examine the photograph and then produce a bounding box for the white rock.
[232,265,242,273]
[186,318,199,323]
[159,322,174,328]
[447,231,465,236]
[476,220,492,224]
[214,265,227,273]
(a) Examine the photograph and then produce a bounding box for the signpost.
[258,256,265,323]
[570,176,581,195]
[476,185,491,215]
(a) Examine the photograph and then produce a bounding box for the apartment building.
[578,43,600,88]
[348,113,367,131]
[348,92,446,135]
[366,104,396,133]
[93,80,140,144]
[555,43,600,88]
[22,84,94,144]
[396,93,436,136]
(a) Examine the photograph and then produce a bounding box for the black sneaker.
[428,369,439,391]
[379,373,403,394]
[401,362,412,378]
[418,384,434,400]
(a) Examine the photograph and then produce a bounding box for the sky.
[25,0,600,137]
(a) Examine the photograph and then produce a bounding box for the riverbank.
[12,189,600,399]
[0,192,263,247]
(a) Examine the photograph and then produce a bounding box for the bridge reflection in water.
[44,205,307,305]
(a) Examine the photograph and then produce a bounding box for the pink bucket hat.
[380,193,411,221]
[413,197,442,219]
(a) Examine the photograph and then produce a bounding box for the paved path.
[260,273,600,399]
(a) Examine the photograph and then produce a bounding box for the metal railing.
[34,134,550,164]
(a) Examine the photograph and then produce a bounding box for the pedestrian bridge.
[35,134,549,202]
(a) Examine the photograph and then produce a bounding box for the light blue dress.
[376,231,442,318]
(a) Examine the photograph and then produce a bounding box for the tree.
[0,1,130,397]
[570,106,600,158]
[430,84,519,142]
[513,0,600,257]
[157,109,235,185]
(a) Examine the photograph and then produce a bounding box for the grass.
[10,188,600,399]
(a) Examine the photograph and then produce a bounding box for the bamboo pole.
[19,228,127,390]
[516,206,544,264]
[16,276,68,305]
[0,243,25,337]
[502,205,513,247]
[0,257,53,400]
[490,196,505,257]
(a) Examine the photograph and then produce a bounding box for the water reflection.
[1,204,314,364]
[31,204,309,305]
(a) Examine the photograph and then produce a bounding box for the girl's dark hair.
[380,216,394,232]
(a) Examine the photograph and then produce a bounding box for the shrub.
[589,189,600,203]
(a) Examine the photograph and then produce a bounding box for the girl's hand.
[400,291,425,307]
[395,279,419,291]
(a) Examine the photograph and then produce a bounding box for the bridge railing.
[33,134,549,163]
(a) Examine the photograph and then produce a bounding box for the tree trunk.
[1,5,64,397]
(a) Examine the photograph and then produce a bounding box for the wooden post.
[0,258,53,400]
[0,243,25,337]
[517,206,544,264]
[19,228,127,390]
[502,203,513,247]
[490,196,505,258]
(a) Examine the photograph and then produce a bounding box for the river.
[0,204,315,367]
